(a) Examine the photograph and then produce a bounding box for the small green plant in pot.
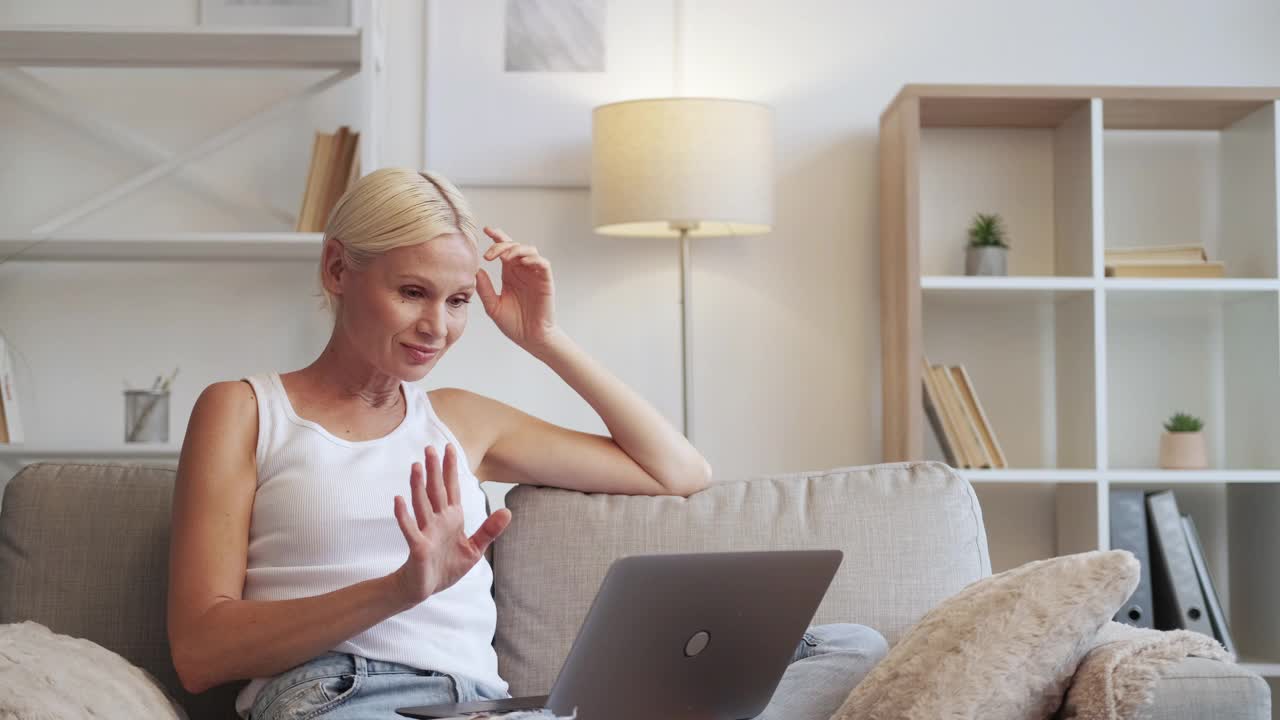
[1159,412,1207,469]
[965,212,1010,276]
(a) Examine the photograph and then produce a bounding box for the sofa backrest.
[0,459,990,716]
[0,462,239,720]
[491,460,991,696]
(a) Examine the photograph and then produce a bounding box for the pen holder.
[125,389,170,443]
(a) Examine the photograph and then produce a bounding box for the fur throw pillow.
[0,620,187,720]
[831,550,1140,720]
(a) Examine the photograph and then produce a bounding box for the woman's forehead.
[384,236,479,286]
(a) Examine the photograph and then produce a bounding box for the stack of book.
[0,334,24,444]
[1104,244,1225,278]
[1109,488,1234,653]
[921,358,1006,469]
[297,125,361,233]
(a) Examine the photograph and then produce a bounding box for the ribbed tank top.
[233,371,508,718]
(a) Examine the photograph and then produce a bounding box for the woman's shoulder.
[179,380,260,483]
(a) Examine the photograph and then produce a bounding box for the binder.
[1182,514,1235,654]
[1109,489,1154,628]
[1146,491,1214,637]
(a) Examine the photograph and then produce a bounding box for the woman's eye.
[402,288,423,300]
[450,297,472,308]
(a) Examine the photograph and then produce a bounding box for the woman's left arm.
[472,227,712,498]
[530,328,713,496]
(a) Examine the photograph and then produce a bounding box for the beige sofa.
[0,460,1268,719]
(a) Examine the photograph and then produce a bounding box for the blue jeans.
[249,623,887,720]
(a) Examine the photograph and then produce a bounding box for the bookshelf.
[0,9,384,265]
[880,85,1280,679]
[0,8,385,475]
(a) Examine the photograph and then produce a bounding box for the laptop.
[396,549,844,720]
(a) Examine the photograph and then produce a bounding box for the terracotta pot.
[965,245,1007,276]
[1159,431,1207,470]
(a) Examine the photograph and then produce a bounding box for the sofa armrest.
[1138,657,1270,720]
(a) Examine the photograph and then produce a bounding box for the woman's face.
[336,233,480,380]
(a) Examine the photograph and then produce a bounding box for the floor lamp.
[590,98,774,444]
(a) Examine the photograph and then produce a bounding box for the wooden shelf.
[0,25,361,69]
[0,232,323,261]
[1106,470,1280,484]
[922,276,1093,303]
[959,469,1099,483]
[1103,278,1280,292]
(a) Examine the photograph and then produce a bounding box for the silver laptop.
[396,549,844,720]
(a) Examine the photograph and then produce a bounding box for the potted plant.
[1159,412,1207,469]
[965,212,1009,276]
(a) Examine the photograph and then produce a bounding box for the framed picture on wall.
[199,0,352,27]
[424,0,676,188]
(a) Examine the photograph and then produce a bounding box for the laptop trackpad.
[397,694,552,718]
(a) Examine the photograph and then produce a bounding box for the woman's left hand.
[475,226,561,354]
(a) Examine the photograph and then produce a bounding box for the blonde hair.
[316,167,481,318]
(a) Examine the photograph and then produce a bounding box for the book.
[945,366,993,469]
[921,358,959,467]
[0,334,24,444]
[952,365,1006,469]
[1109,489,1154,628]
[1105,244,1208,264]
[1146,491,1215,637]
[931,363,967,466]
[934,364,989,468]
[296,126,361,232]
[296,130,324,232]
[1181,514,1234,654]
[1105,262,1225,278]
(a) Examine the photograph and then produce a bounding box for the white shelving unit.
[881,85,1280,682]
[0,9,386,475]
[0,8,385,265]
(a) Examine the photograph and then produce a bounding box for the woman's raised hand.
[390,442,512,608]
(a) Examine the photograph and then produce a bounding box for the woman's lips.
[402,343,438,363]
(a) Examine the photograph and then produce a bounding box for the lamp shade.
[591,97,774,238]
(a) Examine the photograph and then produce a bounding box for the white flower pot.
[965,246,1007,276]
[1159,431,1207,470]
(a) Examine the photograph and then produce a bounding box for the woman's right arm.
[167,381,415,695]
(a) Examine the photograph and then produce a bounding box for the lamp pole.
[674,221,696,444]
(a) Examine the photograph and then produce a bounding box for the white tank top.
[233,371,508,718]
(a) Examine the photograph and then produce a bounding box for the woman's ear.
[321,237,346,296]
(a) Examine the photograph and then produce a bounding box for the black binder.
[1182,514,1235,654]
[1146,490,1214,637]
[1109,489,1154,628]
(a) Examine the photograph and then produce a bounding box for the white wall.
[3,0,1280,502]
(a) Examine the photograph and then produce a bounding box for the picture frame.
[199,0,352,27]
[423,0,676,188]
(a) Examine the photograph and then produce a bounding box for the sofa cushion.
[0,462,243,720]
[490,460,990,697]
[0,619,188,719]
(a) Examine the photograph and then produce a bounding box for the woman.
[166,168,887,720]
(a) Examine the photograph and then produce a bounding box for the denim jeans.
[248,623,888,720]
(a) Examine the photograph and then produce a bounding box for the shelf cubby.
[923,288,1095,470]
[1102,99,1277,279]
[1105,289,1280,470]
[917,97,1095,278]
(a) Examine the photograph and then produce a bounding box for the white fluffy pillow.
[0,620,188,720]
[832,549,1140,720]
